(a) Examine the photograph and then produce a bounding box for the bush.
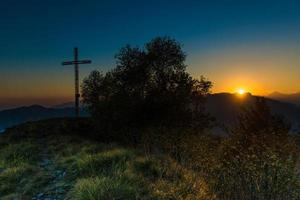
[210,137,300,200]
[206,98,300,199]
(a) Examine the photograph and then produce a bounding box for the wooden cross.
[62,47,91,117]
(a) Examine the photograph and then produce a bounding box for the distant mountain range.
[52,102,75,109]
[206,93,300,133]
[0,105,88,131]
[0,93,299,133]
[268,92,300,107]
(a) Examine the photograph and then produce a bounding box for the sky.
[0,0,299,108]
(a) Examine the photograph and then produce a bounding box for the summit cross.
[62,47,92,117]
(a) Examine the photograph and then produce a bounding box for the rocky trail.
[30,138,70,200]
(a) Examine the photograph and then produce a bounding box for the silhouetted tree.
[81,37,212,135]
[231,97,291,152]
[236,97,290,134]
[81,71,104,116]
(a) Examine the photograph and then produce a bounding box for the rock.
[55,170,62,175]
[20,178,27,184]
[37,193,44,198]
[56,188,65,194]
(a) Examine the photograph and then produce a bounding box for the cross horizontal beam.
[62,60,92,65]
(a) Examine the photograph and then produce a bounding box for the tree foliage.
[81,37,212,132]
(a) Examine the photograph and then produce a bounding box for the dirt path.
[31,138,70,200]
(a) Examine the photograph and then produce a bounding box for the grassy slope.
[0,119,210,200]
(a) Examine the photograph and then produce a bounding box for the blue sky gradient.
[0,0,299,108]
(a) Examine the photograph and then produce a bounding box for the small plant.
[0,140,39,167]
[72,176,148,200]
[76,149,134,176]
[0,165,33,195]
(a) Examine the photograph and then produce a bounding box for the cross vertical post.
[62,47,92,117]
[74,47,79,117]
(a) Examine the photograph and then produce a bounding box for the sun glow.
[237,88,246,95]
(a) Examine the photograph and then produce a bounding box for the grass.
[75,149,134,176]
[72,176,150,200]
[0,141,46,198]
[0,140,39,167]
[0,126,202,200]
[47,134,203,199]
[1,119,299,199]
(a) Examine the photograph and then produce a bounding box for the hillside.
[206,93,300,132]
[268,92,300,107]
[0,105,88,131]
[1,94,299,133]
[0,119,208,200]
[1,117,300,199]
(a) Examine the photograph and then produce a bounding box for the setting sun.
[238,89,246,95]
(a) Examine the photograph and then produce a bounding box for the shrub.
[208,98,300,199]
[210,138,300,200]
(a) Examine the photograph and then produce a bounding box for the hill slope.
[0,105,88,131]
[268,92,300,106]
[206,93,300,132]
[1,94,299,132]
[0,120,208,200]
[1,117,300,199]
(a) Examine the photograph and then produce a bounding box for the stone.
[37,192,44,198]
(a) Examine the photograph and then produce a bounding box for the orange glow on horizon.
[190,44,300,96]
[237,88,246,95]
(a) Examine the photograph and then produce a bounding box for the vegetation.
[208,98,300,199]
[1,37,300,199]
[81,37,213,138]
[0,122,209,199]
[0,138,41,199]
[1,112,299,200]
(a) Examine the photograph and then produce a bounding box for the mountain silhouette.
[1,94,299,133]
[268,92,300,106]
[206,93,300,133]
[0,105,88,131]
[52,102,76,109]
